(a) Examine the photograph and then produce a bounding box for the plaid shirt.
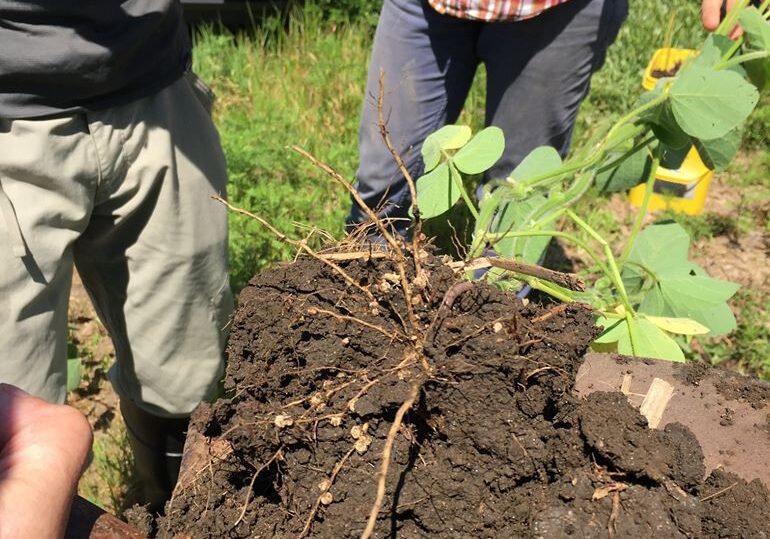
[428,0,570,21]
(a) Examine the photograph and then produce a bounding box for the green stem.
[566,210,635,315]
[594,134,656,175]
[522,277,575,303]
[760,0,770,14]
[716,0,750,36]
[718,50,770,70]
[516,122,651,191]
[619,148,661,266]
[447,161,479,220]
[719,36,744,67]
[625,311,639,355]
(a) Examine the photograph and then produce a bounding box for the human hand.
[0,384,93,539]
[702,0,743,38]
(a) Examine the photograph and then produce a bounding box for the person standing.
[347,0,628,235]
[0,1,233,513]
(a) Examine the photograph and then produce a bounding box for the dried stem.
[298,447,356,538]
[376,69,423,279]
[307,307,403,342]
[360,382,421,539]
[212,195,376,302]
[232,448,283,529]
[290,146,423,335]
[291,146,404,258]
[699,482,738,503]
[466,256,585,292]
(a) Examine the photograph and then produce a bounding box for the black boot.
[120,398,189,515]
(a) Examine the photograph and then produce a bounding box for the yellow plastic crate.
[631,48,712,215]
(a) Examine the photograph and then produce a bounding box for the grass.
[192,7,373,289]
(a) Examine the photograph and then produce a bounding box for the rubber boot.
[120,398,190,515]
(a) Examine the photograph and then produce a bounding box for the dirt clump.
[159,253,770,538]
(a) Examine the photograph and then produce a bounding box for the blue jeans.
[348,0,628,235]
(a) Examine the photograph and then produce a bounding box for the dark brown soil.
[651,61,682,78]
[159,253,769,538]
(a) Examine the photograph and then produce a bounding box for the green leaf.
[639,275,739,336]
[415,162,458,219]
[618,318,685,362]
[493,195,550,264]
[627,222,691,275]
[67,357,82,392]
[594,317,626,344]
[595,147,653,193]
[422,125,473,172]
[694,127,742,171]
[692,35,734,69]
[643,315,710,335]
[453,126,505,175]
[670,65,759,140]
[508,146,563,183]
[739,7,770,90]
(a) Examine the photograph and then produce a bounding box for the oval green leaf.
[508,146,563,183]
[670,65,759,140]
[415,162,458,219]
[617,318,685,362]
[452,126,505,175]
[422,125,473,172]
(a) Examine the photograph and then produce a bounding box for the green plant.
[66,330,82,392]
[413,1,770,362]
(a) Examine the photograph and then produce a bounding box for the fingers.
[702,0,723,30]
[0,383,93,471]
[702,0,743,38]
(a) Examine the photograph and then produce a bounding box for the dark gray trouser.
[348,0,628,234]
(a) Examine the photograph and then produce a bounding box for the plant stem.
[625,311,639,354]
[566,210,635,315]
[716,0,750,36]
[445,157,480,221]
[485,229,611,277]
[595,134,656,175]
[719,36,744,67]
[619,148,661,266]
[522,277,575,303]
[718,50,770,70]
[515,123,651,191]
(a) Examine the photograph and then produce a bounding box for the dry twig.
[212,195,376,302]
[298,447,357,538]
[376,69,424,280]
[290,147,423,337]
[360,382,421,539]
[232,448,284,529]
[699,481,739,503]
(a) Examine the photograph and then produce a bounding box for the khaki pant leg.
[0,117,97,402]
[74,73,233,417]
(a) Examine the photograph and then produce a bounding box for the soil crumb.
[716,372,770,409]
[159,254,770,538]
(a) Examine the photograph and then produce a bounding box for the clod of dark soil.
[159,253,770,538]
[651,61,682,78]
[715,372,770,409]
